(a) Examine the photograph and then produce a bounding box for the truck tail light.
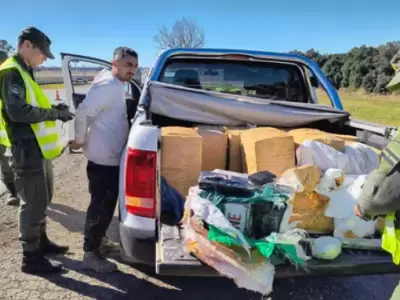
[125,148,157,218]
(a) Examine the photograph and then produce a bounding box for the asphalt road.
[1,86,400,299]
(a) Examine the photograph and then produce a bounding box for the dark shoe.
[40,234,69,255]
[82,251,118,273]
[5,194,19,206]
[21,251,63,274]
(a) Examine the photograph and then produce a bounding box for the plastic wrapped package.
[323,174,378,238]
[240,127,295,176]
[315,168,345,197]
[288,212,334,234]
[288,128,345,152]
[195,127,228,171]
[227,129,246,173]
[199,182,295,237]
[281,192,334,234]
[184,186,313,296]
[184,188,275,296]
[185,186,252,253]
[311,236,342,260]
[296,140,379,175]
[334,217,376,238]
[198,169,251,196]
[276,165,321,192]
[334,134,360,143]
[324,174,367,219]
[345,141,382,160]
[161,127,203,198]
[185,215,275,296]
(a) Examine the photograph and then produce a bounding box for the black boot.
[40,233,70,255]
[21,251,63,274]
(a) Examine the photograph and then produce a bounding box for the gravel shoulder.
[0,152,399,300]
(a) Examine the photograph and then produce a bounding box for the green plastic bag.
[207,223,308,267]
[200,183,291,210]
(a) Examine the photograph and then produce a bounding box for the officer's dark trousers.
[83,161,119,253]
[12,141,53,252]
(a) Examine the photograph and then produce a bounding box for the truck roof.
[156,47,313,60]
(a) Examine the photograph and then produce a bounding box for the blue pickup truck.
[61,48,399,278]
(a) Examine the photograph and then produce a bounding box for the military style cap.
[0,50,8,62]
[18,26,54,59]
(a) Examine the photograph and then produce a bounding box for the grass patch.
[317,89,400,127]
[40,83,65,89]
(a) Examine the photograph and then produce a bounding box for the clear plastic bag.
[185,215,275,296]
[311,236,342,260]
[296,141,379,175]
[184,187,275,296]
[322,174,377,238]
[185,186,252,254]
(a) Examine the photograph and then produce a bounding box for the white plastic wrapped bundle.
[296,141,379,175]
[322,173,377,238]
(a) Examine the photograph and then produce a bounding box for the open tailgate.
[156,223,400,278]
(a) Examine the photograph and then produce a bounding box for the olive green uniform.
[0,27,74,274]
[355,50,400,300]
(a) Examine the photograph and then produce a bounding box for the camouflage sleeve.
[0,70,59,123]
[357,167,400,217]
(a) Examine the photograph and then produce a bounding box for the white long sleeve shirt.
[74,69,129,166]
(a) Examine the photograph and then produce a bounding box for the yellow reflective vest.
[378,128,400,264]
[0,57,62,159]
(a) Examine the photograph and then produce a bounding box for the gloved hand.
[57,109,75,122]
[52,103,70,110]
[354,203,377,221]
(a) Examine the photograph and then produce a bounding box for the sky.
[1,0,399,67]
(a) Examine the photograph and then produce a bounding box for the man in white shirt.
[69,47,138,273]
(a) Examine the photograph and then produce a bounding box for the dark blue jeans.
[83,161,119,253]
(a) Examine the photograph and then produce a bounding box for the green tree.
[288,41,400,94]
[322,55,344,89]
[362,71,377,93]
[0,40,15,55]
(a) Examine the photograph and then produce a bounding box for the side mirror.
[310,76,320,88]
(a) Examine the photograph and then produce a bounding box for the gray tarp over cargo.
[148,81,350,127]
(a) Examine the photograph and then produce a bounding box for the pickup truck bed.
[154,117,399,278]
[157,223,400,277]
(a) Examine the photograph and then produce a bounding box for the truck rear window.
[159,59,308,103]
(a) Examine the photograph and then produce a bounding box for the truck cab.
[61,48,399,278]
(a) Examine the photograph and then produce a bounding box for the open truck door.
[60,53,142,153]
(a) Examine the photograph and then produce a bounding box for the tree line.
[289,43,400,94]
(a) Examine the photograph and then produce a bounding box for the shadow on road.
[43,256,258,300]
[39,257,181,300]
[47,202,120,243]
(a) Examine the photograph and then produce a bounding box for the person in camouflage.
[354,50,400,300]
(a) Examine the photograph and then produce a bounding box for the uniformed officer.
[0,50,19,206]
[0,27,75,274]
[355,50,400,300]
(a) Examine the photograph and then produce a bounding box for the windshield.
[159,58,308,103]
